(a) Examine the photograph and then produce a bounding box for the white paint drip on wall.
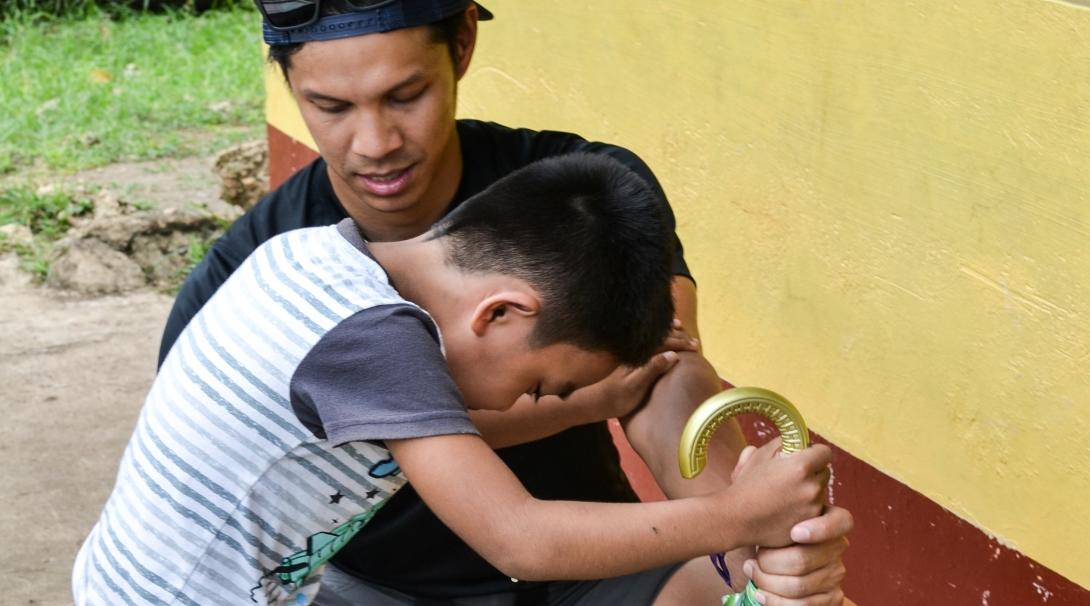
[827,463,837,505]
[1033,578,1054,602]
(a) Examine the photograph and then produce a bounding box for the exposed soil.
[0,154,239,606]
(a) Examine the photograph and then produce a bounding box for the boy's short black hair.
[432,153,676,366]
[266,0,467,78]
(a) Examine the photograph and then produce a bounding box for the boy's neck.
[367,237,461,321]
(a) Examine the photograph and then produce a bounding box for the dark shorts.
[313,562,684,606]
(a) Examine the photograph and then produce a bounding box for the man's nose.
[350,109,404,160]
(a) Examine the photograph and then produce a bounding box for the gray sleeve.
[289,304,479,446]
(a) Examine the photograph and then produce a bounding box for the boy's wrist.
[709,485,761,550]
[681,490,747,557]
[562,384,612,426]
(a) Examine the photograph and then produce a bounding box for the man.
[160,1,852,604]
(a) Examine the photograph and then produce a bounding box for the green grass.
[178,231,212,281]
[0,8,265,174]
[2,3,247,21]
[0,185,91,239]
[0,185,95,278]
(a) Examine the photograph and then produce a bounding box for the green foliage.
[0,7,264,173]
[160,230,212,292]
[0,185,91,240]
[185,232,210,266]
[1,1,247,21]
[4,238,52,279]
[0,185,94,278]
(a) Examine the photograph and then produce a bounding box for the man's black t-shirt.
[158,119,692,598]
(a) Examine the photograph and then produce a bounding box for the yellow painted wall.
[264,0,1090,588]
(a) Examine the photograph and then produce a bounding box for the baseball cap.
[260,0,493,46]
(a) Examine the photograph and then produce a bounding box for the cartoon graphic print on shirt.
[251,457,404,603]
[368,456,400,478]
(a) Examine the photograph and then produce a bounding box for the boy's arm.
[385,433,831,581]
[624,277,853,601]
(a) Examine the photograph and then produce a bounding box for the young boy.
[73,154,831,605]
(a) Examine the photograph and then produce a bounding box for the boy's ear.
[469,290,540,337]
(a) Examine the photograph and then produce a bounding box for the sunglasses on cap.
[255,0,492,33]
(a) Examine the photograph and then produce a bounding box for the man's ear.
[453,6,479,80]
[469,291,540,337]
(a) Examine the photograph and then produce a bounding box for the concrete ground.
[0,257,171,606]
[0,156,225,605]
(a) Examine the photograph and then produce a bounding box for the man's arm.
[385,433,831,582]
[158,240,245,366]
[623,276,747,496]
[624,276,853,602]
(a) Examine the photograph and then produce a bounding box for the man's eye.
[315,103,348,114]
[390,88,426,106]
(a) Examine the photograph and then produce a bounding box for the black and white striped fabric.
[74,225,449,605]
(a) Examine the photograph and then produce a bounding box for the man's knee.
[653,557,729,606]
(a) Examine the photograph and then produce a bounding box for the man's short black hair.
[266,0,467,78]
[432,153,676,366]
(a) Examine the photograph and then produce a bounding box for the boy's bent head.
[432,153,676,367]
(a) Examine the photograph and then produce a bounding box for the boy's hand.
[722,441,831,548]
[572,350,682,421]
[574,318,698,422]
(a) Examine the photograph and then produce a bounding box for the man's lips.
[354,165,414,197]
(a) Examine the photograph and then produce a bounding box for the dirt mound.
[49,189,229,294]
[214,139,268,209]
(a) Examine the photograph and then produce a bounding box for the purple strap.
[711,551,731,586]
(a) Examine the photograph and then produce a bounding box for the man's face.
[449,340,620,412]
[287,25,466,234]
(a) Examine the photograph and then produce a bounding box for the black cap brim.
[475,2,493,20]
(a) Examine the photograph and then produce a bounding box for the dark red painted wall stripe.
[268,125,319,190]
[610,415,1088,605]
[267,122,1089,605]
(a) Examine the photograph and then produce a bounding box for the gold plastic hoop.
[678,387,810,479]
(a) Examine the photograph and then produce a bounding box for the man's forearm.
[622,351,746,497]
[621,350,756,590]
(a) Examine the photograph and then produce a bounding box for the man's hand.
[660,318,701,353]
[742,506,854,606]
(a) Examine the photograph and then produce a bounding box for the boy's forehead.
[526,343,620,378]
